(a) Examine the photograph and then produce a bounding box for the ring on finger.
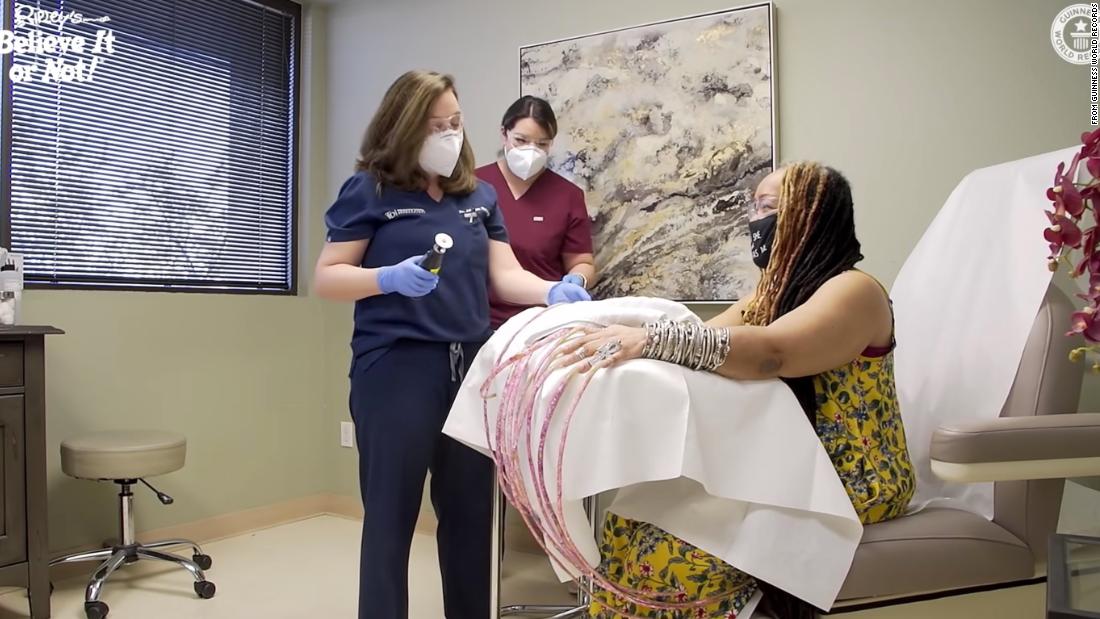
[596,340,622,358]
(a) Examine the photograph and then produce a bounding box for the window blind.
[2,0,300,292]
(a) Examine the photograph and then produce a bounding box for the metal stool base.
[492,472,597,619]
[501,604,587,618]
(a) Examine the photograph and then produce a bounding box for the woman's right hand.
[377,255,439,297]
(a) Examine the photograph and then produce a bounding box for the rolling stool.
[50,430,215,619]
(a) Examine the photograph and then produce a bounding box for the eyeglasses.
[508,131,552,151]
[749,196,779,218]
[429,111,463,133]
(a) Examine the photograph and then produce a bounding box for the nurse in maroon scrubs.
[476,96,596,329]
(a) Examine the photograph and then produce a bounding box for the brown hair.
[356,70,478,195]
[501,95,558,139]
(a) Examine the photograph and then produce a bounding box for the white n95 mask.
[505,145,548,181]
[419,130,464,178]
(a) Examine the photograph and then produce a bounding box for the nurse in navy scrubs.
[477,96,597,329]
[314,71,589,619]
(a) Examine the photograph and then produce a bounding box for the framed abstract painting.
[520,2,776,302]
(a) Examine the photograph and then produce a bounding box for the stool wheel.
[194,580,216,599]
[84,600,109,619]
[193,553,212,570]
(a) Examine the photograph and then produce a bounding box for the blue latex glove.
[547,281,591,305]
[561,273,586,288]
[377,255,439,297]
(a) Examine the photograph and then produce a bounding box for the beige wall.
[28,293,327,551]
[322,0,1088,499]
[21,5,334,552]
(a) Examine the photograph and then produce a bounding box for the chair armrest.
[930,413,1100,482]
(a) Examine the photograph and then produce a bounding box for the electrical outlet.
[340,422,355,448]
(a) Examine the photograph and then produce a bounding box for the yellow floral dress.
[590,347,916,618]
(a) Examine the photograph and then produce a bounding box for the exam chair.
[832,285,1100,612]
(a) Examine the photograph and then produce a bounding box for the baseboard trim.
[322,494,363,521]
[322,495,439,535]
[142,493,334,546]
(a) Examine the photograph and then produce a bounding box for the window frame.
[0,0,303,296]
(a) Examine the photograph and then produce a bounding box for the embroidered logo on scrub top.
[384,208,426,220]
[459,206,491,224]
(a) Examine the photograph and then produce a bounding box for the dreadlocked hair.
[741,162,862,619]
[743,162,863,329]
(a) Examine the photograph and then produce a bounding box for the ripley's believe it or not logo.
[1,4,116,83]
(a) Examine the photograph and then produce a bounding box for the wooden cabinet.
[0,327,62,618]
[0,395,27,568]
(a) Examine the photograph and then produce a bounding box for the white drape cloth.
[443,297,863,610]
[891,147,1078,518]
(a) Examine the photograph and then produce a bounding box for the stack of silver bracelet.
[641,320,731,371]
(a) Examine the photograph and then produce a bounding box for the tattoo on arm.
[758,357,781,375]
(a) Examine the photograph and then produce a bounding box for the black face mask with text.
[748,213,778,269]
